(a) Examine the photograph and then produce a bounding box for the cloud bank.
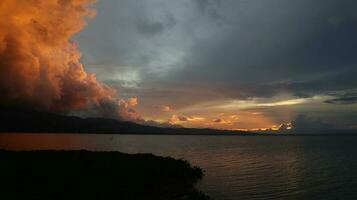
[0,0,140,121]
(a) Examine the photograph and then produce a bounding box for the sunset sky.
[1,0,357,131]
[72,0,357,130]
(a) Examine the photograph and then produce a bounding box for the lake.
[1,133,357,200]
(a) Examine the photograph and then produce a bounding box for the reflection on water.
[1,133,357,200]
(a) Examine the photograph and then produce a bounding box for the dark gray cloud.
[136,14,177,36]
[193,0,210,12]
[292,114,334,132]
[75,0,357,128]
[325,97,357,105]
[169,0,357,94]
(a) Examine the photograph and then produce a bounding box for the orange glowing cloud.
[160,109,279,130]
[126,97,138,107]
[211,118,229,124]
[210,115,239,125]
[161,105,172,112]
[169,114,205,123]
[0,0,140,121]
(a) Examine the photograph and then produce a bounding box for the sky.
[72,0,357,130]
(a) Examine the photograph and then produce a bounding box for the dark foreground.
[0,150,210,200]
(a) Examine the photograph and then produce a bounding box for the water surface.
[1,134,357,200]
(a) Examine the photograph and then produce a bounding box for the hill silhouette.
[0,107,248,135]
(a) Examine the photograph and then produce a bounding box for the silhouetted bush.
[0,150,210,200]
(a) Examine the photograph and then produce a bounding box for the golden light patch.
[162,105,172,112]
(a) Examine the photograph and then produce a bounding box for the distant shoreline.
[1,132,357,136]
[1,108,356,136]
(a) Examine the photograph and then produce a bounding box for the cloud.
[139,119,183,128]
[169,114,205,123]
[161,105,172,112]
[73,0,357,128]
[136,14,177,36]
[290,114,334,133]
[0,0,141,122]
[212,118,222,123]
[86,0,357,117]
[325,96,357,105]
[87,97,141,121]
[182,96,327,113]
[210,114,238,125]
[126,97,138,107]
[163,0,357,100]
[210,118,231,125]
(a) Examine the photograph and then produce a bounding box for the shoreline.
[1,132,357,136]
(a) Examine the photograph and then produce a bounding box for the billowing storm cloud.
[0,0,140,121]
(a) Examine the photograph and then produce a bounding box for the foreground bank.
[0,150,210,200]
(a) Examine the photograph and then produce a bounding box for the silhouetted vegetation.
[0,150,210,200]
